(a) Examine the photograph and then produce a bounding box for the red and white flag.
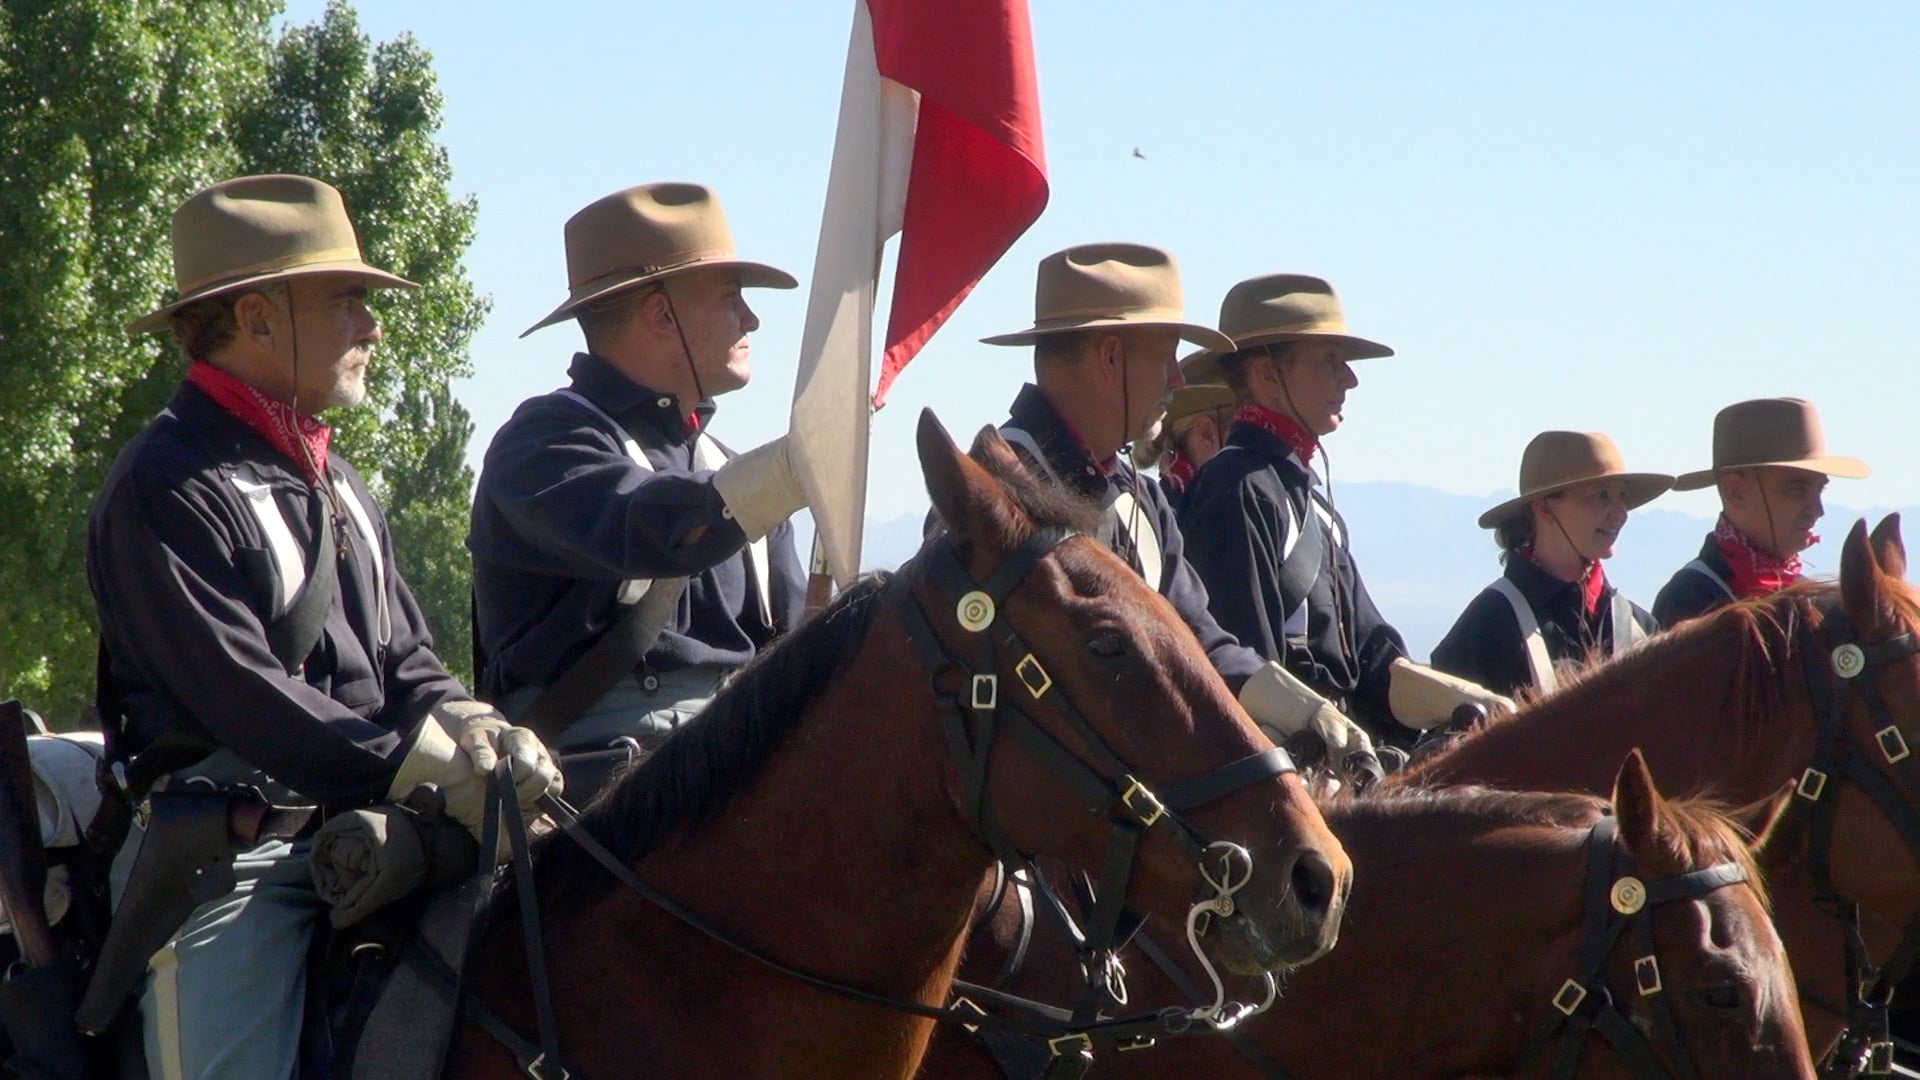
[789,0,1048,588]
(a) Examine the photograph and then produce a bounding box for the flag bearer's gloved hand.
[712,435,808,541]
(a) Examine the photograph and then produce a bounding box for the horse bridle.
[1523,816,1751,1080]
[891,525,1309,1068]
[1789,603,1920,1077]
[467,526,1303,1080]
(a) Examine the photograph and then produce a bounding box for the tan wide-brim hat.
[1478,431,1674,529]
[1164,384,1238,427]
[1671,397,1870,491]
[521,182,797,337]
[129,175,416,335]
[1184,274,1394,370]
[1179,349,1227,392]
[981,243,1233,351]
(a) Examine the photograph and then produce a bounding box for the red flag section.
[867,0,1049,406]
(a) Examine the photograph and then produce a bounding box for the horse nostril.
[1289,848,1337,917]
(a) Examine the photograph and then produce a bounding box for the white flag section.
[789,1,919,589]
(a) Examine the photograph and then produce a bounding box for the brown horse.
[1406,516,1920,1067]
[445,413,1349,1079]
[925,752,1812,1078]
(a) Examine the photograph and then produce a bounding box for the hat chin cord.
[660,285,708,415]
[1541,506,1601,580]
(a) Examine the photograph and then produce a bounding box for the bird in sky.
[1132,147,1146,160]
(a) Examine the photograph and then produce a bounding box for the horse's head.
[910,411,1349,974]
[1816,514,1920,915]
[1560,751,1812,1078]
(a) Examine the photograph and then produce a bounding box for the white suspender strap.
[999,425,1059,483]
[1110,490,1164,590]
[1490,576,1557,696]
[1610,593,1646,656]
[1004,424,1164,589]
[229,465,305,619]
[1683,558,1736,601]
[227,466,389,647]
[692,434,772,627]
[553,389,770,624]
[330,476,390,648]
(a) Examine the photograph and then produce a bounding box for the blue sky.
[286,1,1920,530]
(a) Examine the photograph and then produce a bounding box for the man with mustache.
[1653,398,1868,625]
[89,175,559,1078]
[971,245,1378,773]
[470,183,808,756]
[1180,274,1511,749]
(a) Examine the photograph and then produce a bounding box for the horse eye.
[1087,630,1126,659]
[1692,984,1744,1010]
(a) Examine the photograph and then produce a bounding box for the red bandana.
[1713,515,1807,599]
[1521,543,1609,616]
[1162,450,1198,493]
[1234,403,1318,467]
[186,362,332,485]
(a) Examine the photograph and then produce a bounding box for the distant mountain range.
[796,484,1914,659]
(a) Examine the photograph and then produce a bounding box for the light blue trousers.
[111,830,321,1080]
[506,665,729,754]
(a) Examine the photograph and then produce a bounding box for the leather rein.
[472,526,1300,1079]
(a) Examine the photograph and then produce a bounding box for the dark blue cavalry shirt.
[1179,421,1410,741]
[88,382,467,806]
[991,384,1264,692]
[467,352,805,700]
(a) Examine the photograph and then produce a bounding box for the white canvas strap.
[1111,490,1164,589]
[553,389,770,625]
[1611,593,1646,654]
[331,475,389,648]
[228,466,388,647]
[1491,576,1558,696]
[229,465,305,619]
[1684,558,1737,601]
[1004,425,1162,588]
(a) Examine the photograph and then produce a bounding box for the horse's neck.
[560,613,990,1076]
[1419,623,1805,806]
[1249,802,1595,1076]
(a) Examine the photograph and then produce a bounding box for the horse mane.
[1331,783,1605,832]
[535,572,894,908]
[1344,785,1769,908]
[963,436,1104,542]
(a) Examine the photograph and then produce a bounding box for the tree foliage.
[0,0,484,721]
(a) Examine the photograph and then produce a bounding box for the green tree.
[235,1,487,685]
[0,0,484,721]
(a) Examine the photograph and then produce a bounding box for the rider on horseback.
[1653,397,1869,626]
[1178,274,1510,750]
[971,245,1377,776]
[1431,430,1672,699]
[469,183,810,756]
[88,175,561,1079]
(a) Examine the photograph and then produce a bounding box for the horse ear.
[1841,519,1896,635]
[1730,779,1797,858]
[971,426,1026,477]
[1611,749,1678,874]
[917,411,1016,551]
[1872,513,1908,581]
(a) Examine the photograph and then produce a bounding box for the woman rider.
[1431,431,1672,699]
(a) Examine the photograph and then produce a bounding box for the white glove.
[711,435,808,541]
[1387,659,1515,731]
[1238,662,1374,758]
[388,702,562,841]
